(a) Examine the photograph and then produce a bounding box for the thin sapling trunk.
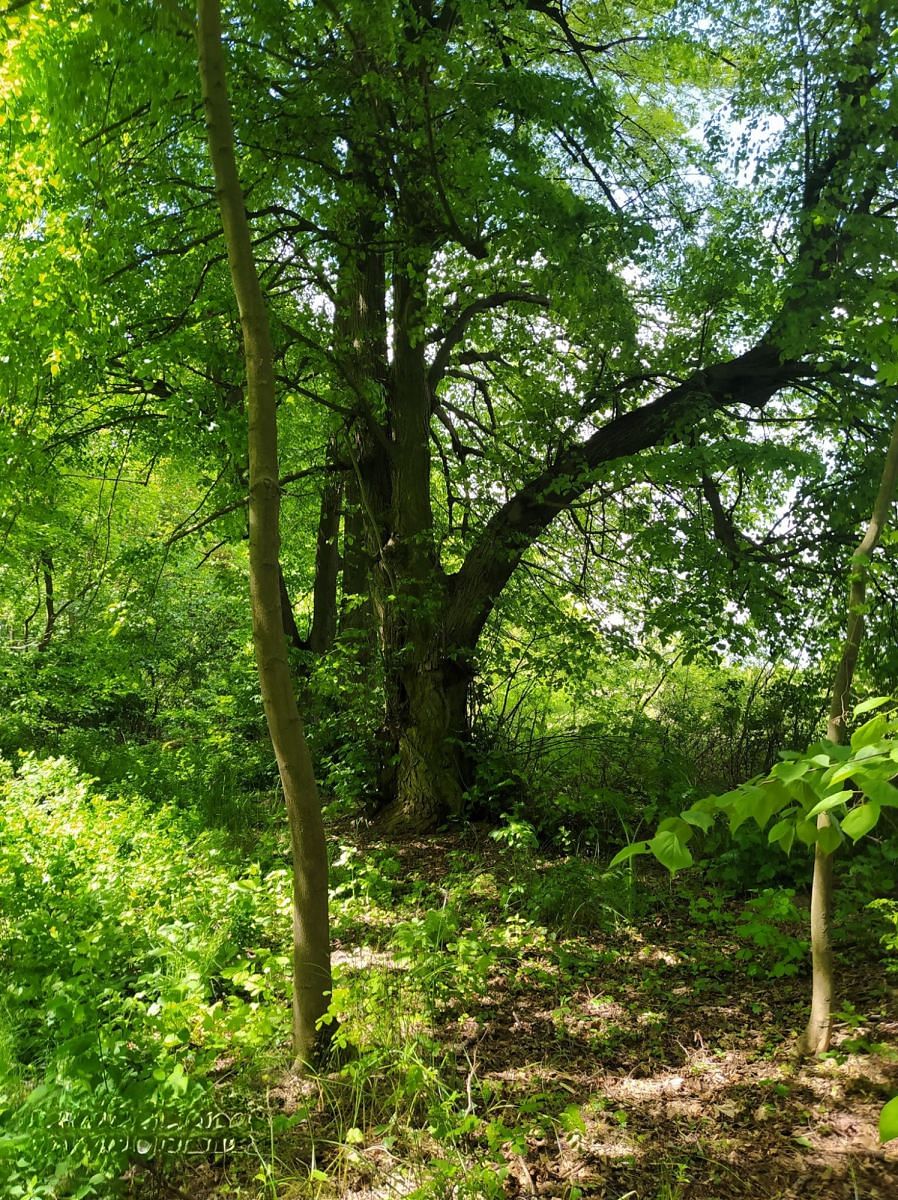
[196,0,333,1067]
[801,411,898,1056]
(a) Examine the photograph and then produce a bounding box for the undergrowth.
[0,754,894,1198]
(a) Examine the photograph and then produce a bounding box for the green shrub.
[0,755,289,1197]
[870,897,898,974]
[518,858,641,933]
[735,888,809,979]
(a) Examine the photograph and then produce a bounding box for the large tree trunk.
[197,0,332,1068]
[378,611,473,831]
[394,658,470,828]
[365,241,472,829]
[800,412,898,1057]
[330,141,387,650]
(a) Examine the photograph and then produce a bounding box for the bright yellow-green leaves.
[612,698,898,874]
[881,1095,898,1144]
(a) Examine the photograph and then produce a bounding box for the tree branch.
[701,472,748,564]
[0,0,34,17]
[428,291,549,390]
[446,342,820,645]
[165,464,343,544]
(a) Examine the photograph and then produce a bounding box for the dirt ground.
[168,828,898,1200]
[334,833,898,1200]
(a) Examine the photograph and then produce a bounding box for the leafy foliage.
[613,700,898,874]
[0,756,289,1197]
[0,0,897,1191]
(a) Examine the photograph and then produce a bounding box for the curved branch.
[446,342,819,645]
[164,463,346,545]
[428,291,549,390]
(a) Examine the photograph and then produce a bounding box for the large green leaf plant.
[612,695,898,877]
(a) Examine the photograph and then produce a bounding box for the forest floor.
[172,825,898,1200]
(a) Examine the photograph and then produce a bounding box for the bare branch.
[165,464,346,545]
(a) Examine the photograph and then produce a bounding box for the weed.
[735,888,808,978]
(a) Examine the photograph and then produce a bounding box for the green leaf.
[724,791,756,833]
[825,756,873,786]
[816,820,842,854]
[657,815,694,843]
[767,816,795,843]
[609,841,649,868]
[840,802,880,842]
[880,1095,898,1144]
[648,829,693,874]
[753,780,792,828]
[806,790,853,818]
[718,779,789,834]
[776,824,795,854]
[795,818,818,846]
[851,713,888,751]
[165,1062,189,1096]
[858,775,898,808]
[772,759,810,785]
[768,778,794,803]
[854,696,892,716]
[824,763,851,787]
[791,778,823,810]
[856,743,888,761]
[817,740,851,761]
[679,806,714,832]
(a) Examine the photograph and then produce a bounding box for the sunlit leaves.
[649,827,694,873]
[881,1095,898,1144]
[612,702,898,873]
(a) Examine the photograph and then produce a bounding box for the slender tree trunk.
[278,562,310,653]
[279,444,342,659]
[800,412,898,1056]
[309,440,342,655]
[36,552,55,652]
[803,843,835,1056]
[197,0,332,1068]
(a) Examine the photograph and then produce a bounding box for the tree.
[3,0,898,833]
[801,411,898,1055]
[614,412,898,1056]
[196,0,332,1066]
[252,0,898,829]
